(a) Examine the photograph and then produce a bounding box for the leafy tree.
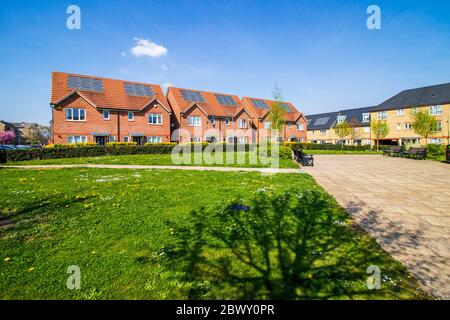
[348,117,361,145]
[268,84,286,143]
[21,124,51,145]
[0,130,16,144]
[370,119,390,151]
[335,121,352,147]
[411,109,438,144]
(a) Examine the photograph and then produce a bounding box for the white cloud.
[161,64,168,70]
[130,37,168,58]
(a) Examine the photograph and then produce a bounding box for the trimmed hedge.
[3,143,257,163]
[4,141,427,163]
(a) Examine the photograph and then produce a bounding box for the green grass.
[4,151,298,168]
[0,168,427,299]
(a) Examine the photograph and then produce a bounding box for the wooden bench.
[401,147,427,160]
[383,146,402,157]
[293,149,314,166]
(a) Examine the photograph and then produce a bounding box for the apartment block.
[370,83,450,145]
[306,107,374,145]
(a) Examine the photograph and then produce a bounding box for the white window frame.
[147,136,162,143]
[237,136,247,144]
[238,118,247,129]
[264,121,271,129]
[208,116,215,124]
[428,138,442,144]
[363,127,370,133]
[362,113,370,123]
[225,117,230,126]
[296,123,304,131]
[67,136,87,144]
[102,110,110,120]
[337,115,346,124]
[429,105,442,116]
[148,113,162,125]
[404,123,412,130]
[124,136,129,142]
[188,116,201,127]
[378,111,387,120]
[396,109,405,116]
[66,108,86,122]
[128,111,134,121]
[396,123,401,131]
[191,136,201,142]
[431,121,442,132]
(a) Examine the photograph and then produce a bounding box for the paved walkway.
[1,164,302,174]
[303,155,450,299]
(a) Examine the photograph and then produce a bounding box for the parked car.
[0,145,16,150]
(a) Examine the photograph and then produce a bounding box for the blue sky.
[0,0,449,124]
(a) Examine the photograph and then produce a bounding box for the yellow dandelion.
[28,267,35,272]
[4,257,11,262]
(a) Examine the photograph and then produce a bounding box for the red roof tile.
[241,96,305,122]
[168,87,256,118]
[51,72,171,112]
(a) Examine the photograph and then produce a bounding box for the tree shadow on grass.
[161,189,426,299]
[0,194,95,235]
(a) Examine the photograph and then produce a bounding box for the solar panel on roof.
[68,75,104,92]
[251,99,269,109]
[180,90,205,102]
[215,94,237,106]
[313,117,329,126]
[124,83,154,97]
[279,103,292,112]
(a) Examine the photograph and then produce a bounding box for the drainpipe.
[117,111,121,142]
[50,103,54,144]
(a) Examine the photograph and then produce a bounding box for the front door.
[95,136,106,146]
[132,136,142,145]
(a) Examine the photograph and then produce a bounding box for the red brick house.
[51,72,172,145]
[167,87,258,143]
[241,97,307,143]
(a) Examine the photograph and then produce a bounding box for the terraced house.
[306,107,374,145]
[167,87,257,143]
[370,83,450,145]
[51,72,172,145]
[241,97,307,143]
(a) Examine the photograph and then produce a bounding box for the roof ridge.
[53,71,162,88]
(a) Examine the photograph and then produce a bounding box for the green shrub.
[107,142,137,146]
[279,146,293,160]
[426,144,445,160]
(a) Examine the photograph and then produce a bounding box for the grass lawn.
[0,168,427,299]
[3,151,298,168]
